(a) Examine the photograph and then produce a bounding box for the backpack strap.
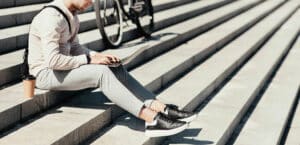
[42,5,72,33]
[22,5,72,79]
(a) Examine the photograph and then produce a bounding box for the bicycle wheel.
[94,0,123,47]
[132,0,154,37]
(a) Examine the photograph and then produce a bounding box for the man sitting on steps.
[27,0,196,137]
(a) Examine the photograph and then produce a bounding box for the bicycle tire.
[94,0,124,47]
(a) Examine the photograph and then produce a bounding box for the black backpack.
[22,5,71,80]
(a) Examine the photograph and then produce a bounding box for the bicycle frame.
[118,0,153,23]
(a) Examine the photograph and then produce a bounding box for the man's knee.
[82,64,111,74]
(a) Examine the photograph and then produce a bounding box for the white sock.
[163,107,169,115]
[146,119,157,126]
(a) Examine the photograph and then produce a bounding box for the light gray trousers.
[35,64,155,117]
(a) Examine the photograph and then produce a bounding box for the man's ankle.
[139,107,158,123]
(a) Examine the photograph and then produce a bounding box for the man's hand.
[90,53,121,65]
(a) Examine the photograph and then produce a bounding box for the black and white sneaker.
[145,113,188,137]
[164,104,197,122]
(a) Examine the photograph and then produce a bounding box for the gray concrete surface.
[232,9,300,145]
[1,0,300,145]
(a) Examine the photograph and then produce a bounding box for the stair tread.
[285,64,300,145]
[0,10,98,40]
[233,33,300,145]
[0,0,225,70]
[57,0,228,50]
[164,2,300,145]
[0,104,108,145]
[0,0,234,133]
[129,0,274,87]
[0,16,203,144]
[88,0,290,144]
[0,0,255,130]
[0,0,230,84]
[90,1,300,145]
[0,0,251,143]
[0,0,299,145]
[0,0,204,40]
[0,0,51,9]
[0,0,184,17]
[0,0,184,29]
[0,3,44,16]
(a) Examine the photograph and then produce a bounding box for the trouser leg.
[35,64,155,117]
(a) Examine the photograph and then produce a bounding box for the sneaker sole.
[145,123,188,137]
[178,114,197,122]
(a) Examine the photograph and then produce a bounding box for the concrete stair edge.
[86,1,298,144]
[0,0,243,134]
[163,2,300,145]
[0,0,232,54]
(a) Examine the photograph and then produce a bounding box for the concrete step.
[0,0,204,131]
[0,2,94,29]
[1,0,245,85]
[231,12,300,144]
[162,1,300,145]
[152,0,196,13]
[0,0,245,135]
[0,0,212,54]
[0,0,230,55]
[0,11,211,144]
[284,45,300,145]
[0,0,140,9]
[0,0,128,29]
[0,0,51,9]
[0,0,196,31]
[0,0,262,144]
[0,3,45,29]
[0,0,212,86]
[0,0,228,86]
[0,1,204,75]
[77,0,233,52]
[0,1,254,87]
[0,8,93,54]
[0,34,201,144]
[86,1,296,145]
[127,0,279,91]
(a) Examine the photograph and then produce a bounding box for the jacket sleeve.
[70,36,97,56]
[39,10,88,70]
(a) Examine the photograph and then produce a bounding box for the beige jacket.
[28,0,95,76]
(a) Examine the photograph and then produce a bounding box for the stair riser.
[227,28,300,145]
[0,0,51,9]
[143,2,299,145]
[0,0,208,54]
[0,90,80,133]
[0,0,133,29]
[0,1,261,134]
[53,109,112,145]
[153,0,196,13]
[0,65,20,87]
[127,1,260,71]
[0,1,234,132]
[168,4,300,145]
[0,106,20,132]
[48,2,269,144]
[0,0,233,87]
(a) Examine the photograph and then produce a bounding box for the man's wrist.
[87,51,97,64]
[89,51,97,57]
